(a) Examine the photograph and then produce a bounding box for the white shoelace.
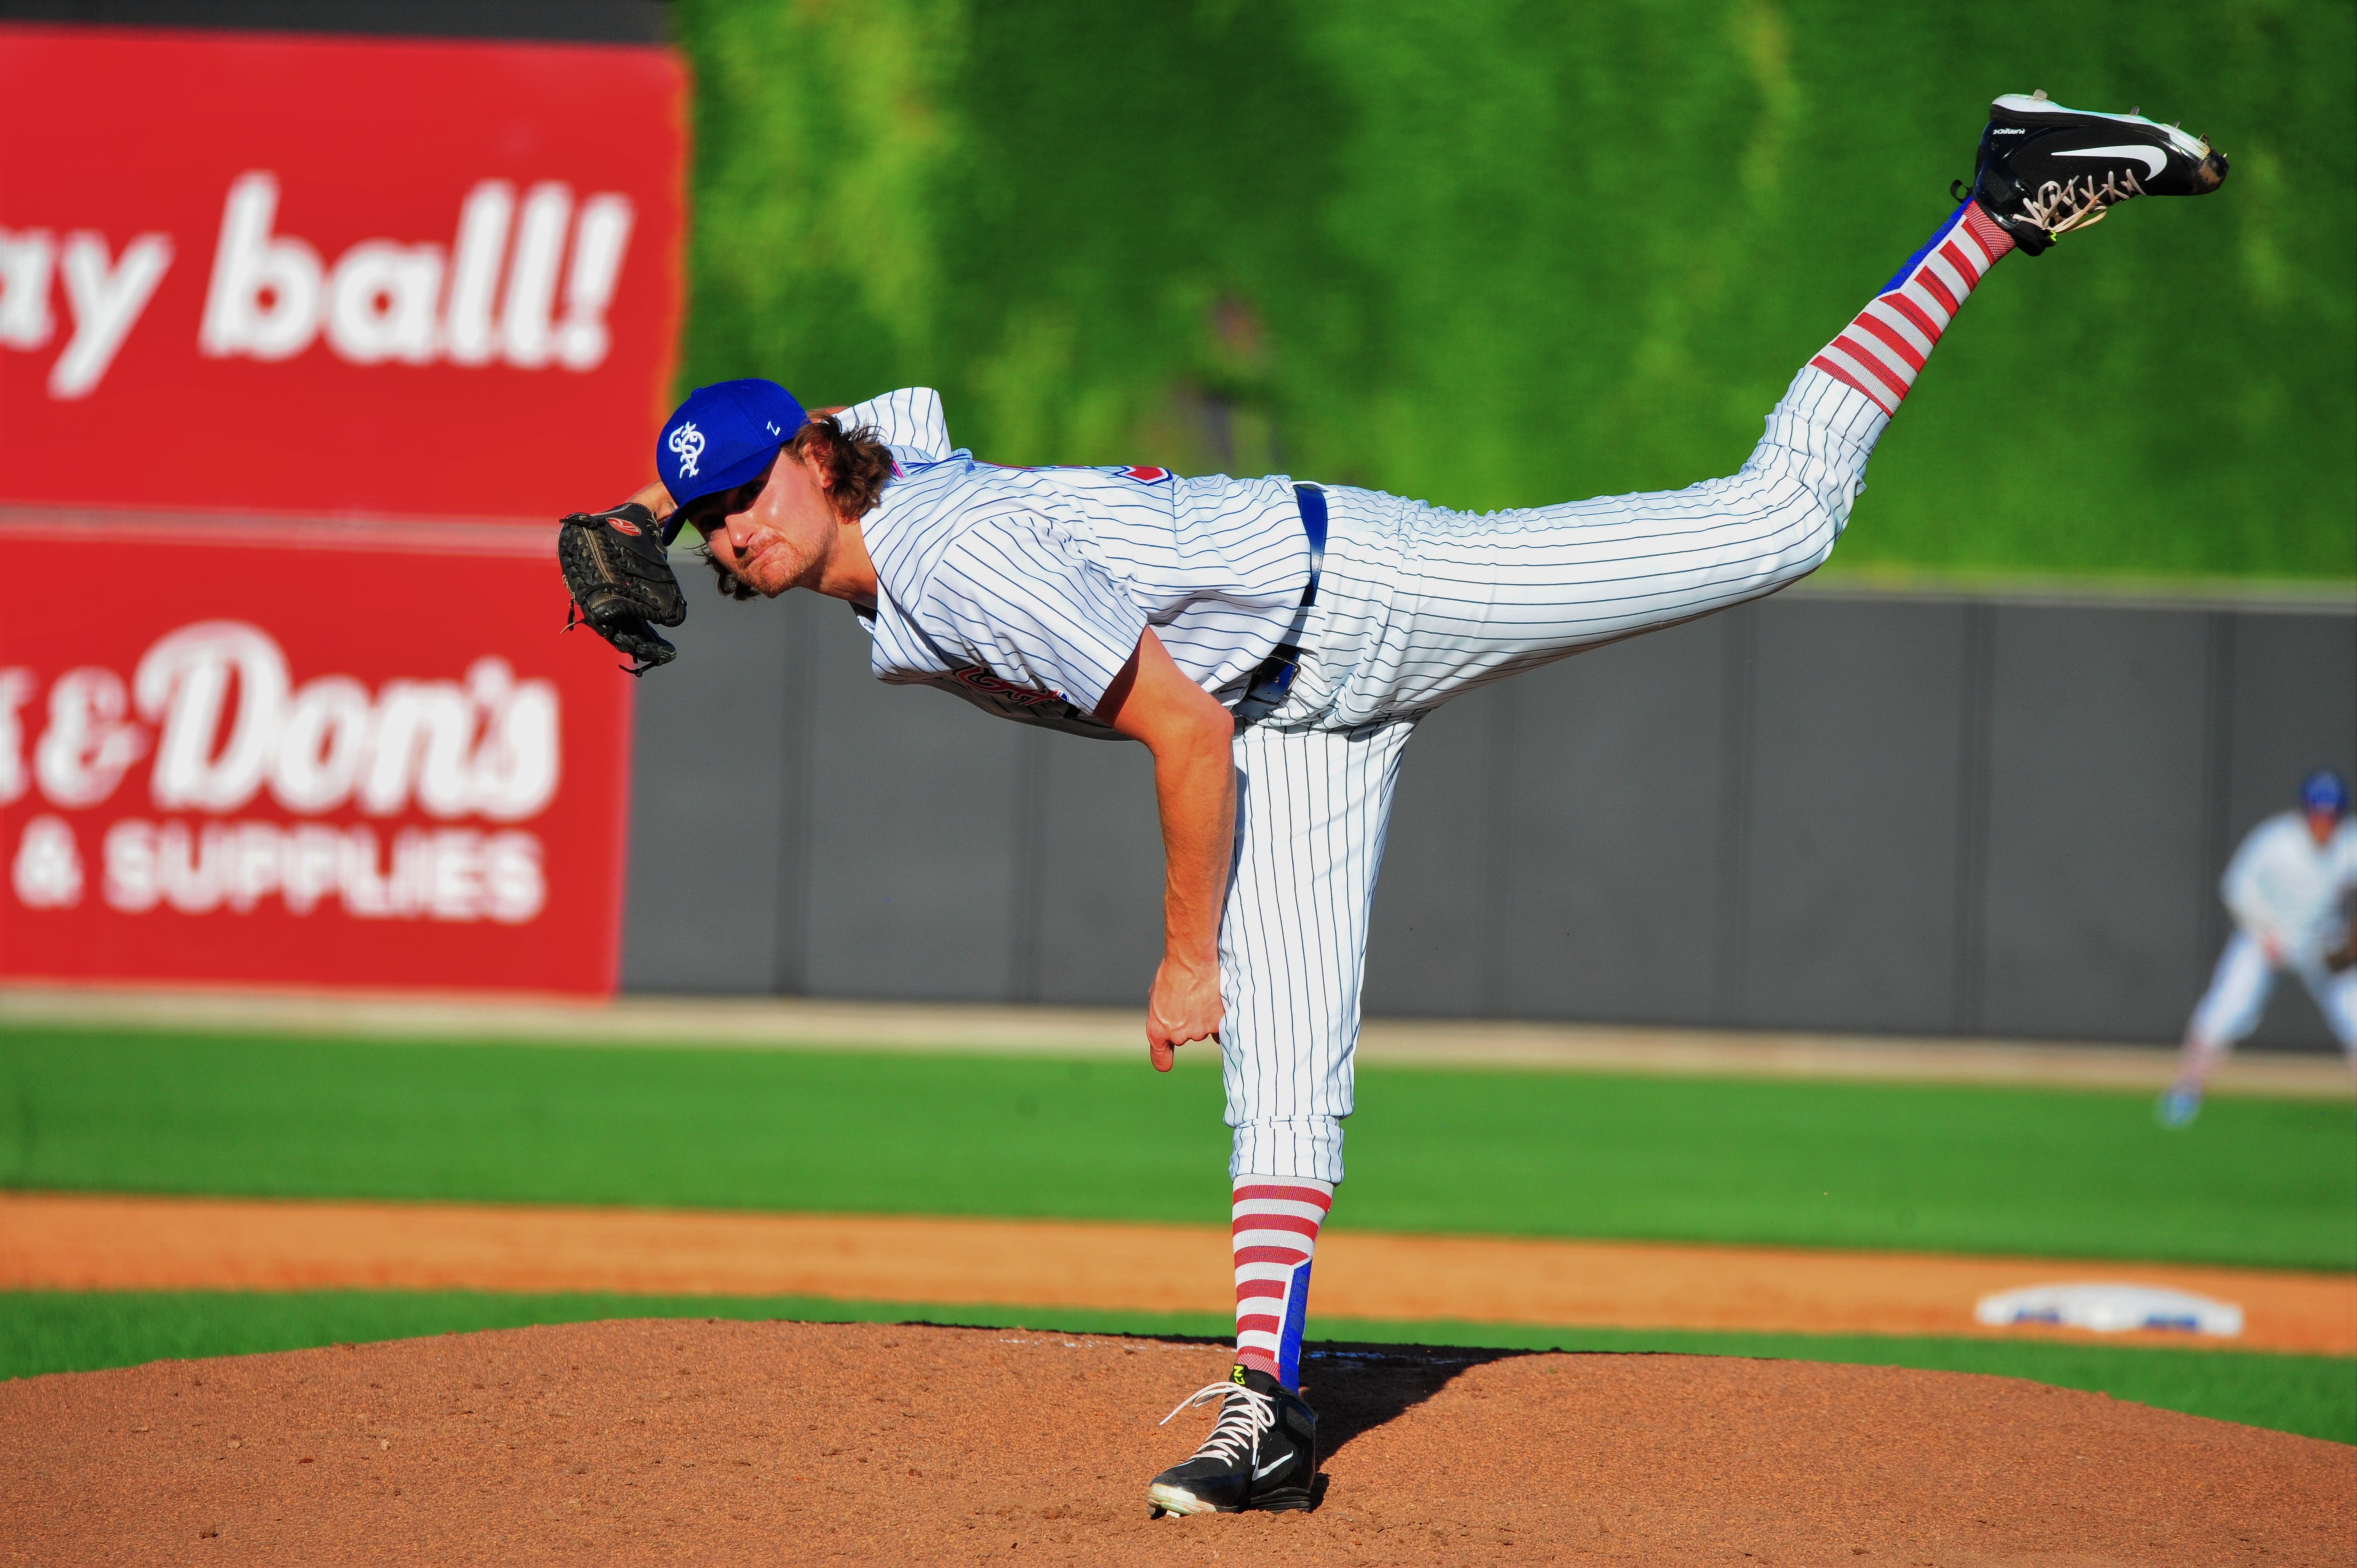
[1159,1381,1277,1466]
[2023,166,2147,238]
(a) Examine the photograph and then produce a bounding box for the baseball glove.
[2331,893,2357,974]
[558,503,687,674]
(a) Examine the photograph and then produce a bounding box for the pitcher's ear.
[804,428,839,490]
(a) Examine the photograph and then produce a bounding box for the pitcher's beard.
[729,532,813,598]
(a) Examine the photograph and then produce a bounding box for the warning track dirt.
[2,1320,2348,1565]
[6,1192,2350,1354]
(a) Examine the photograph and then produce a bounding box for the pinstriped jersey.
[836,388,1310,737]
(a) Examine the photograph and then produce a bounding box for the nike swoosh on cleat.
[2054,144,2168,178]
[1254,1454,1291,1481]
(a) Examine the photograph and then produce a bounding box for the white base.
[1974,1282,2243,1337]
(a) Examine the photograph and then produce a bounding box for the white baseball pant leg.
[1287,365,1884,726]
[2186,931,2277,1052]
[1219,717,1420,1184]
[2186,931,2357,1056]
[2312,967,2357,1053]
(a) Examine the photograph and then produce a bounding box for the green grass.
[6,1024,2346,1444]
[3,1290,2346,1444]
[3,1024,2351,1268]
[674,0,2355,579]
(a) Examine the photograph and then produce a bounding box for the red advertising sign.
[0,522,633,995]
[0,26,685,519]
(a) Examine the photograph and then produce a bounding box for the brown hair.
[794,416,897,519]
[701,415,897,599]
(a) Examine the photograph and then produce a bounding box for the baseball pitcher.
[561,94,2228,1514]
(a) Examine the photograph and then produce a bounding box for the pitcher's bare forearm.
[1152,736,1231,966]
[1144,707,1234,1035]
[1099,628,1237,1070]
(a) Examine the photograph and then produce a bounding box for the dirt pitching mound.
[2,1320,2348,1566]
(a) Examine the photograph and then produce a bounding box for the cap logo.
[667,421,706,479]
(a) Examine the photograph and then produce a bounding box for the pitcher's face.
[687,449,834,598]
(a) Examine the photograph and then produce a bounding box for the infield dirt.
[3,1320,2348,1566]
[9,1191,2352,1354]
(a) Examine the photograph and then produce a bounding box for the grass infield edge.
[2,1288,2348,1446]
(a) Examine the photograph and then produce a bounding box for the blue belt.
[1232,484,1326,726]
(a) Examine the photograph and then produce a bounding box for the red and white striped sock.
[1231,1176,1332,1390]
[1809,200,2016,418]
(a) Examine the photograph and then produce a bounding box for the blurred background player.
[2161,770,2357,1127]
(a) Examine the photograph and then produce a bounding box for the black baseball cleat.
[1147,1365,1318,1517]
[1969,90,2228,254]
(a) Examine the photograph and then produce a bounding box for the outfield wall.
[17,5,2351,1037]
[622,588,2357,1050]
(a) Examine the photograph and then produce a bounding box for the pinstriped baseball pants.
[1220,366,1884,1183]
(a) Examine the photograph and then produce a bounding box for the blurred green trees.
[674,0,2354,579]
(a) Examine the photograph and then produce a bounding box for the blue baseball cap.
[655,379,808,510]
[2302,769,2349,817]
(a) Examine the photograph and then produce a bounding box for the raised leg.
[1308,203,2020,722]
